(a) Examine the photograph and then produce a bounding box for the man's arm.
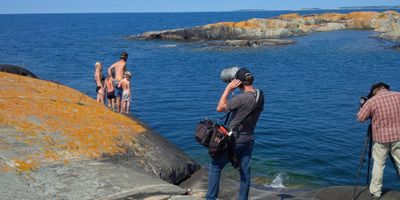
[357,102,371,122]
[217,79,241,112]
[108,64,115,77]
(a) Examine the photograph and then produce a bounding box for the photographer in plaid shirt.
[357,82,400,199]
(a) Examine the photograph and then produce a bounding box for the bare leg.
[111,99,116,111]
[107,97,111,108]
[99,89,104,104]
[116,97,121,112]
[127,101,130,113]
[96,91,101,102]
[121,100,126,113]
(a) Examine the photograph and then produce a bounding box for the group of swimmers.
[94,52,132,113]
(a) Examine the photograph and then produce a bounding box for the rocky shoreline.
[132,11,400,48]
[1,68,399,199]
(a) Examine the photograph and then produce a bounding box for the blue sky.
[0,0,399,14]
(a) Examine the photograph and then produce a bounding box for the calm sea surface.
[1,10,399,189]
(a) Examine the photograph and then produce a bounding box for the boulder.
[0,71,200,199]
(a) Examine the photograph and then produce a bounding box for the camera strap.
[218,111,231,126]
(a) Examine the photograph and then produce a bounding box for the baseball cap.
[235,68,254,85]
[368,82,390,98]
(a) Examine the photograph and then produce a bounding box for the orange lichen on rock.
[277,13,301,21]
[0,72,146,173]
[12,158,39,173]
[209,19,261,29]
[343,12,380,21]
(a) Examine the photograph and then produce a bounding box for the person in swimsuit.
[118,71,131,114]
[94,62,105,104]
[108,52,128,112]
[105,74,116,110]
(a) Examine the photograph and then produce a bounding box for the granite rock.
[0,71,200,199]
[134,11,400,45]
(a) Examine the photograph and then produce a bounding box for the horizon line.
[0,5,399,15]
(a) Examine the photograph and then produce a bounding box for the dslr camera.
[360,96,368,107]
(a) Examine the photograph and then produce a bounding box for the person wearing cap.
[118,71,132,114]
[357,82,400,199]
[108,52,129,112]
[206,68,264,200]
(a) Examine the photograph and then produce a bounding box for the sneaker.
[369,193,381,200]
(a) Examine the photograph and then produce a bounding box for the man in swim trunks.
[108,52,128,113]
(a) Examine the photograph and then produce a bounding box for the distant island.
[338,5,400,10]
[233,6,400,12]
[133,11,400,48]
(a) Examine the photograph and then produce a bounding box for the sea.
[1,9,399,190]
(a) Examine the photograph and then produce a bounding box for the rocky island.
[1,67,399,199]
[133,11,400,47]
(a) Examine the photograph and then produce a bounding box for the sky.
[0,0,399,14]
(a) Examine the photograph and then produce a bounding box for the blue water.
[1,10,400,189]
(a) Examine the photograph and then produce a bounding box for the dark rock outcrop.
[390,44,400,50]
[0,64,38,78]
[134,11,400,46]
[206,39,295,48]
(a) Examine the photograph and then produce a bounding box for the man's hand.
[217,79,241,112]
[226,79,242,91]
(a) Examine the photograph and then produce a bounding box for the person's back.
[357,83,400,199]
[207,68,264,200]
[228,90,264,143]
[106,77,114,93]
[112,60,126,82]
[107,52,128,112]
[358,90,400,143]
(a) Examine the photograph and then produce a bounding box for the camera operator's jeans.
[206,141,254,200]
[370,141,400,197]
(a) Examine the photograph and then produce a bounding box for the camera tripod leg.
[367,125,373,185]
[352,125,372,200]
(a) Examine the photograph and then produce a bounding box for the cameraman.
[357,82,400,199]
[206,68,264,200]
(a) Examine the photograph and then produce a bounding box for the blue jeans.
[206,141,254,200]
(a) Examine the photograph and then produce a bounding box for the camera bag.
[194,111,231,146]
[194,119,215,147]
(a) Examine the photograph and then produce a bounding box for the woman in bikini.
[94,62,105,104]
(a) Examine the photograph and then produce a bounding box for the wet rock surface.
[180,169,400,200]
[134,11,400,47]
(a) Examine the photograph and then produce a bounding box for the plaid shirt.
[357,90,400,143]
